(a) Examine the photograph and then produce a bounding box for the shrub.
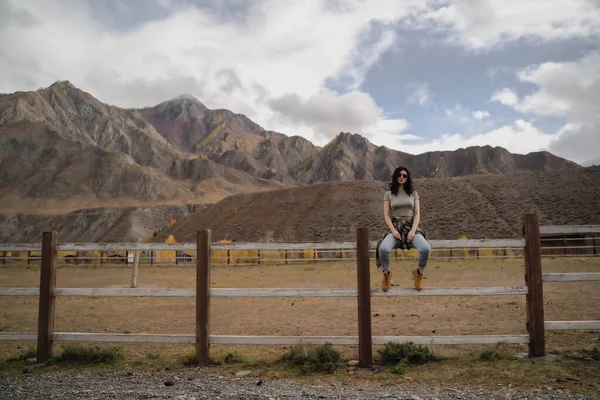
[55,345,124,365]
[281,343,341,374]
[564,347,600,361]
[479,343,512,361]
[224,351,246,364]
[377,342,440,366]
[391,360,407,375]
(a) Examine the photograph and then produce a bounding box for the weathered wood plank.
[356,227,372,367]
[372,335,530,345]
[38,231,57,362]
[196,229,211,367]
[54,288,196,297]
[211,288,357,297]
[545,321,600,330]
[53,333,195,343]
[0,238,525,253]
[540,225,600,235]
[209,335,359,345]
[54,243,198,251]
[0,288,40,296]
[209,335,529,345]
[428,239,525,249]
[1,286,528,297]
[542,273,600,282]
[371,286,528,296]
[0,332,37,341]
[0,244,42,251]
[524,213,545,357]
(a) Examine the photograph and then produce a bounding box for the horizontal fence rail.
[542,273,600,282]
[0,239,526,253]
[545,321,600,330]
[0,332,531,346]
[0,286,529,297]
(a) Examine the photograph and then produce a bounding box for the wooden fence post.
[38,231,57,362]
[196,229,211,366]
[131,239,141,288]
[356,227,372,367]
[523,213,545,358]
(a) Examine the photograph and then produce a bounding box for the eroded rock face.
[0,204,201,243]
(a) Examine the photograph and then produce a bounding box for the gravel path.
[1,371,597,400]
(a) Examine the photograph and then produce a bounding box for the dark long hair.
[389,166,414,196]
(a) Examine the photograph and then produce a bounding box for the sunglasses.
[399,173,408,178]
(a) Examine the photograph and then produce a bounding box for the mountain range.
[0,81,588,242]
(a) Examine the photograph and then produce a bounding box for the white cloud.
[407,82,432,107]
[491,89,518,106]
[268,90,407,144]
[490,50,600,163]
[472,110,490,120]
[0,0,426,144]
[363,118,413,149]
[393,119,558,156]
[420,0,600,50]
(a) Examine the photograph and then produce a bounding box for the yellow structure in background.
[156,234,177,263]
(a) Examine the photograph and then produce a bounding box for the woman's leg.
[378,233,396,271]
[378,233,396,292]
[410,233,431,291]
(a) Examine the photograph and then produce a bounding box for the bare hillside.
[154,167,600,242]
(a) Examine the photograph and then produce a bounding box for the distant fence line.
[0,216,599,368]
[1,228,598,266]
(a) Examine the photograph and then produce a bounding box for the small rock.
[347,360,359,366]
[256,379,262,386]
[235,370,252,377]
[164,380,175,386]
[22,367,33,374]
[25,358,37,365]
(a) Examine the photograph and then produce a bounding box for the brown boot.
[382,269,392,292]
[412,268,423,291]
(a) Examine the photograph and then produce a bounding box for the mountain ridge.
[0,81,582,217]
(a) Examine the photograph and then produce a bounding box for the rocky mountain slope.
[0,204,200,243]
[0,81,283,213]
[136,91,580,185]
[153,166,600,242]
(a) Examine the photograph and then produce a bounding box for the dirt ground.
[1,256,599,394]
[1,256,599,344]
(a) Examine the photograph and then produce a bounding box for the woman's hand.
[391,229,402,240]
[407,229,416,242]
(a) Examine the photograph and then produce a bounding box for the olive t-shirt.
[383,190,419,217]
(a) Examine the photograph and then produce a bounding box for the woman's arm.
[408,199,420,241]
[384,200,401,239]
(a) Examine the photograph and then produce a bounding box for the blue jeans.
[378,233,431,270]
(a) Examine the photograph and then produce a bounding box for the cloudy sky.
[1,0,599,164]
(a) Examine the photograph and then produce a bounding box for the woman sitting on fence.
[376,166,431,292]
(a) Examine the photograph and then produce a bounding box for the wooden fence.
[1,214,599,367]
